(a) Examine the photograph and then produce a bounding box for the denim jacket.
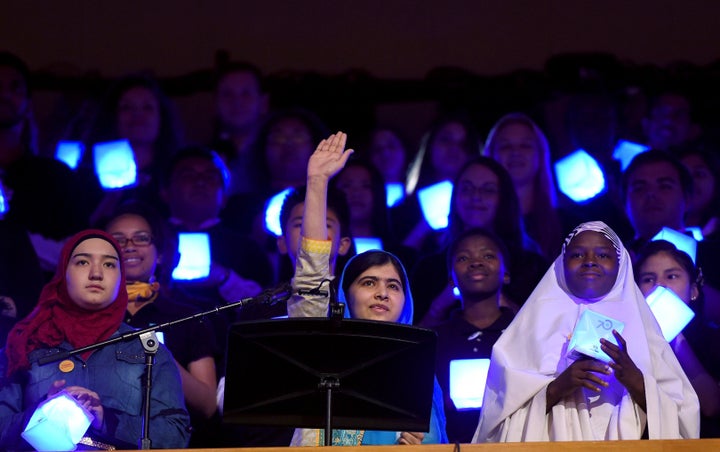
[0,324,191,450]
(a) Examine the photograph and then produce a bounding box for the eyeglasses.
[112,232,153,247]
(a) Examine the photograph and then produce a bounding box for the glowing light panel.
[449,358,490,410]
[645,286,695,342]
[172,232,211,280]
[264,188,293,237]
[418,180,453,230]
[55,141,84,170]
[22,391,94,451]
[354,237,384,253]
[612,140,649,171]
[386,182,405,207]
[652,227,697,264]
[567,310,624,363]
[554,149,606,203]
[93,140,137,189]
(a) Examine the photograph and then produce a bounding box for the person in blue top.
[287,132,447,446]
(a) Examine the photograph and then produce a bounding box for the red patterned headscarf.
[5,229,128,377]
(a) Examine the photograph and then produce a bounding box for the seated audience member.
[0,229,190,449]
[0,52,86,267]
[0,176,44,345]
[365,126,411,187]
[484,112,563,259]
[235,185,353,322]
[161,146,273,370]
[676,146,720,239]
[642,90,701,152]
[635,240,720,437]
[80,73,183,225]
[331,158,416,265]
[287,132,447,445]
[433,228,515,443]
[211,61,269,196]
[473,221,699,442]
[104,202,218,437]
[221,108,330,242]
[392,114,482,255]
[623,150,720,323]
[412,157,548,326]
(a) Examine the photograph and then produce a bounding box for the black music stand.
[222,318,437,445]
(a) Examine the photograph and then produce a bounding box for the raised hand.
[307,132,354,182]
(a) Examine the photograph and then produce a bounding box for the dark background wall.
[3,0,720,150]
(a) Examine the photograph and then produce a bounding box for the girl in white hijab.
[473,221,699,442]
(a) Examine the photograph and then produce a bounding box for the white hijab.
[473,221,699,442]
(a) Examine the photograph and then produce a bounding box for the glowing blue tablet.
[22,390,94,451]
[354,237,384,253]
[93,140,137,189]
[55,141,84,170]
[386,182,405,207]
[172,232,212,280]
[612,140,649,171]
[418,180,453,230]
[685,226,704,242]
[449,358,490,410]
[651,227,697,264]
[645,286,695,342]
[264,188,293,237]
[567,310,624,363]
[554,149,605,203]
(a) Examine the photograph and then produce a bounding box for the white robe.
[473,223,699,442]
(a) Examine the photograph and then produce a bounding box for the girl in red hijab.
[0,229,190,449]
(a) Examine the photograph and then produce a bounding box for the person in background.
[676,146,720,239]
[634,240,720,437]
[412,157,548,326]
[287,132,447,445]
[392,114,482,255]
[211,61,269,196]
[473,221,699,442]
[0,51,86,270]
[484,112,563,259]
[642,90,701,152]
[0,229,190,449]
[104,202,218,444]
[366,126,411,188]
[433,227,515,443]
[80,73,183,225]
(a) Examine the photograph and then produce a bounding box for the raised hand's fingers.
[612,330,627,349]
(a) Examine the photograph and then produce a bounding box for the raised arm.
[302,132,354,240]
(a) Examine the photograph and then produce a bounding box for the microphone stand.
[37,283,292,450]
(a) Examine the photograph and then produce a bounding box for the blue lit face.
[216,71,266,130]
[369,129,406,183]
[335,166,373,224]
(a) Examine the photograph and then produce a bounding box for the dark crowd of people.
[0,49,718,448]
